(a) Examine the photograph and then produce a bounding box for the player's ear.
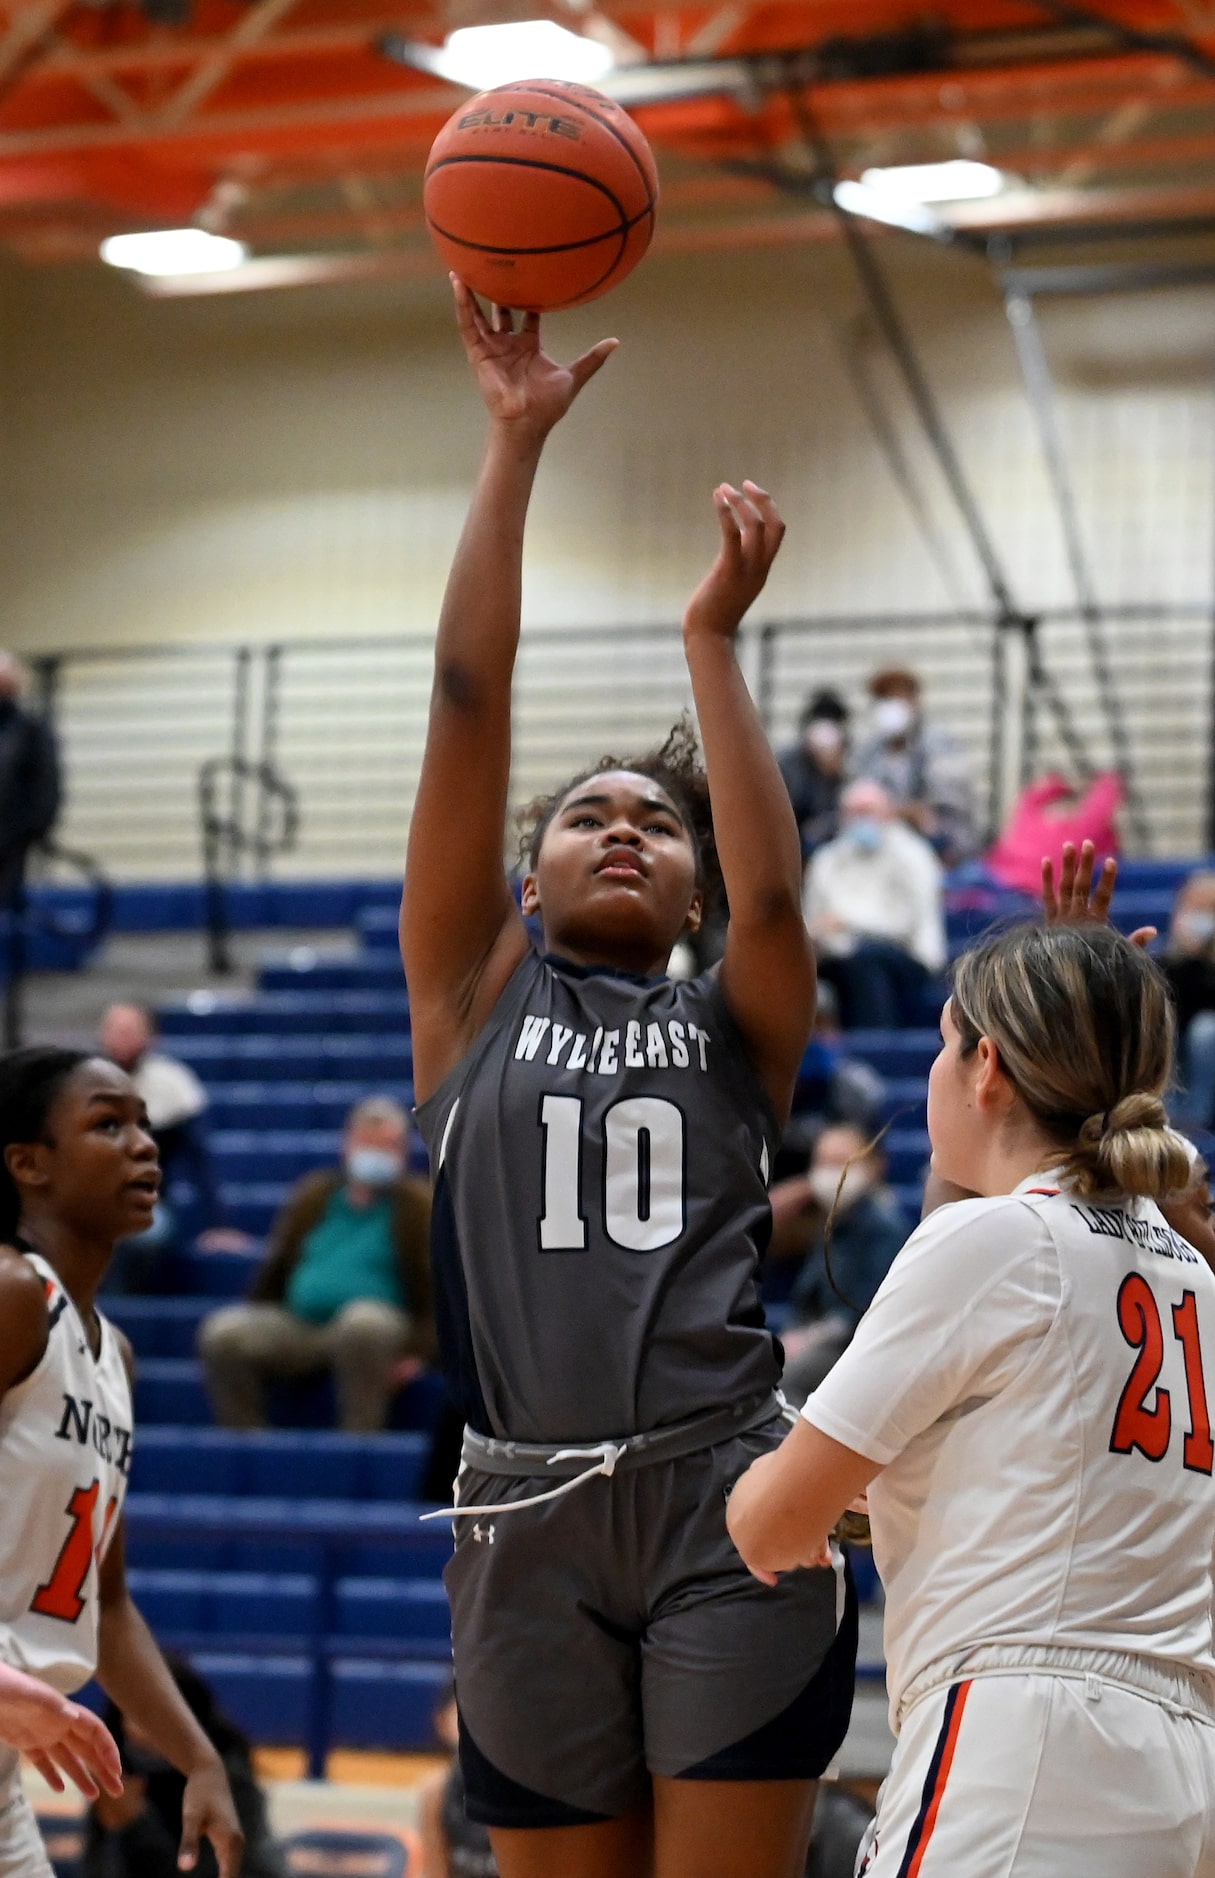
[520,872,541,917]
[973,1036,1014,1115]
[5,1142,50,1192]
[682,889,704,938]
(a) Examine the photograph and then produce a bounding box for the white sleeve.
[801,1196,1061,1465]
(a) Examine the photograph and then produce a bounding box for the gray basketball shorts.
[444,1415,858,1827]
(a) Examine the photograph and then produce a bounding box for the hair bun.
[1103,1092,1169,1138]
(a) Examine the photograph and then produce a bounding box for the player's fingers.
[178,1814,200,1871]
[714,487,745,562]
[1073,839,1096,908]
[27,1751,64,1793]
[722,485,763,563]
[747,1564,779,1586]
[1041,856,1059,920]
[1130,926,1157,949]
[520,309,540,335]
[67,1709,123,1796]
[450,274,482,337]
[47,1745,97,1799]
[1091,855,1117,921]
[1057,841,1077,910]
[568,336,619,392]
[741,480,787,555]
[211,1821,246,1878]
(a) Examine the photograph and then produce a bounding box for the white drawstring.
[419,1440,628,1524]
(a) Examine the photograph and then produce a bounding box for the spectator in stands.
[777,688,851,858]
[84,1655,286,1878]
[418,1683,499,1878]
[1162,871,1215,1129]
[769,1123,910,1404]
[98,1002,220,1290]
[854,666,978,863]
[199,1096,435,1433]
[0,652,60,921]
[805,779,946,1029]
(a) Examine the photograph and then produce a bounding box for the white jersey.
[0,1253,132,1694]
[804,1175,1215,1727]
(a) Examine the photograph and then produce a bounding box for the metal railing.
[31,601,1215,889]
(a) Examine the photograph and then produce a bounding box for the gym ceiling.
[1,0,1214,292]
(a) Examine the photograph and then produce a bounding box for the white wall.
[0,235,1210,874]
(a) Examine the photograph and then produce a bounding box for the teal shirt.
[285,1187,404,1325]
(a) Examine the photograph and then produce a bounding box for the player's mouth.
[125,1172,161,1200]
[595,849,647,881]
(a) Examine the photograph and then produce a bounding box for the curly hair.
[516,717,724,916]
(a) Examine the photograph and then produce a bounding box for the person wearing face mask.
[1164,873,1215,1130]
[198,1096,434,1431]
[854,667,978,865]
[768,1123,910,1405]
[804,779,947,1029]
[777,690,851,858]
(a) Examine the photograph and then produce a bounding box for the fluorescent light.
[424,21,614,89]
[100,229,248,277]
[833,180,947,237]
[859,160,1009,204]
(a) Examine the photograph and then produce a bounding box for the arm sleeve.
[802,1196,1061,1465]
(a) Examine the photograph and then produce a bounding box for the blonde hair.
[951,923,1188,1201]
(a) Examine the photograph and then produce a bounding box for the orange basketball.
[423,79,658,311]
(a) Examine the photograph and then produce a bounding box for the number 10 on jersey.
[538,1094,687,1253]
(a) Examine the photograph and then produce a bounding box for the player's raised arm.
[401,280,617,1101]
[682,482,816,1119]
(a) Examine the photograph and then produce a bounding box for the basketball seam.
[425,204,652,257]
[425,152,631,241]
[497,82,656,217]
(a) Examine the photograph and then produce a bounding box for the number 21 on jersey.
[1110,1275,1215,1474]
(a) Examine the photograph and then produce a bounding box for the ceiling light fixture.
[99,229,249,277]
[858,160,1010,203]
[404,20,614,90]
[832,180,947,238]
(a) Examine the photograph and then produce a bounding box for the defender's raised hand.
[1042,839,1156,947]
[452,276,617,437]
[684,481,785,643]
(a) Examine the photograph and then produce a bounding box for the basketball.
[423,79,658,311]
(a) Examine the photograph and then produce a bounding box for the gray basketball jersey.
[415,949,782,1443]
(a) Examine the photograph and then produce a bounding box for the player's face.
[525,771,703,972]
[926,999,986,1189]
[23,1060,161,1243]
[1161,1165,1215,1271]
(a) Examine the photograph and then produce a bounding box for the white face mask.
[873,697,916,740]
[804,721,845,763]
[1176,910,1215,949]
[809,1163,874,1212]
[346,1146,404,1187]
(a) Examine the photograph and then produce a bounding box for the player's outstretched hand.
[0,1664,122,1799]
[178,1756,245,1877]
[1041,839,1156,948]
[452,275,617,437]
[684,482,785,643]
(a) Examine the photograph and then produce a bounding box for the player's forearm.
[431,421,545,715]
[97,1596,220,1778]
[683,634,804,926]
